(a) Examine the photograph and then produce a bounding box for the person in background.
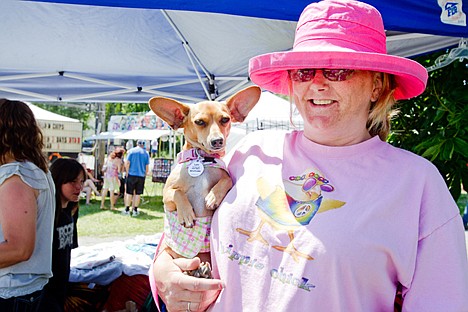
[118,148,127,200]
[81,162,100,205]
[0,99,55,311]
[100,148,123,210]
[41,158,84,311]
[125,139,134,151]
[150,1,468,311]
[123,140,150,217]
[151,139,158,158]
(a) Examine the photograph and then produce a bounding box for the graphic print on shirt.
[57,222,74,250]
[236,168,345,262]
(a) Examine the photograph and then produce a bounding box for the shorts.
[0,289,44,312]
[164,210,211,258]
[126,175,145,195]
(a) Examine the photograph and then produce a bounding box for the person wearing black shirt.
[41,159,83,311]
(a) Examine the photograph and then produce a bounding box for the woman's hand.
[154,251,224,312]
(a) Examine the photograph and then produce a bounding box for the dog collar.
[177,148,221,164]
[177,148,227,177]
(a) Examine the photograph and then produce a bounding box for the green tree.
[388,50,468,202]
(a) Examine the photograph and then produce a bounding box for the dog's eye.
[195,119,206,126]
[220,117,230,124]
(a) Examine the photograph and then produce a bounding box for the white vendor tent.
[241,92,303,132]
[27,102,80,123]
[26,103,83,156]
[0,0,466,104]
[116,129,171,141]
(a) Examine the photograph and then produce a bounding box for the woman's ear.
[371,72,383,102]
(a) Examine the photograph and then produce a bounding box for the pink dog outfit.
[164,211,212,258]
[164,148,228,258]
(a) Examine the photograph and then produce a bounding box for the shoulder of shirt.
[382,141,441,175]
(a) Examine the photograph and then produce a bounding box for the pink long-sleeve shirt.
[208,130,468,312]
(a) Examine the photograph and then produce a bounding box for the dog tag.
[187,159,204,177]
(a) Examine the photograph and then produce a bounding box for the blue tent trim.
[27,0,467,37]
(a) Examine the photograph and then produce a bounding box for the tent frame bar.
[162,10,216,100]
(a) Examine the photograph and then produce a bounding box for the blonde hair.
[367,73,397,140]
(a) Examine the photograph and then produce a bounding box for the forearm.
[0,240,33,268]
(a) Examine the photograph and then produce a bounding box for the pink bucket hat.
[249,0,428,100]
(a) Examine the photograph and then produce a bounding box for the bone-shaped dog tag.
[187,159,204,177]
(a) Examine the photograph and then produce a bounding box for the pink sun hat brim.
[248,0,428,100]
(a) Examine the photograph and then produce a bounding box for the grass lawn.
[77,178,165,239]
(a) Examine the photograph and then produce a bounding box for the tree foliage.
[105,102,149,116]
[388,50,468,201]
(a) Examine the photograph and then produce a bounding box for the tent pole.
[162,10,215,100]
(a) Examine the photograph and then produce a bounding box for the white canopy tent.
[85,131,124,141]
[241,92,303,132]
[26,102,80,123]
[0,0,466,104]
[85,129,173,141]
[116,129,171,141]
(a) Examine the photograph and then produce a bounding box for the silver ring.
[186,301,191,312]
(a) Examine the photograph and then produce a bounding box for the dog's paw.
[205,191,220,210]
[177,209,196,228]
[184,262,212,279]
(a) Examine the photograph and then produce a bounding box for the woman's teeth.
[313,99,333,105]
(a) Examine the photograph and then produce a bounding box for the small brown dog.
[149,86,261,274]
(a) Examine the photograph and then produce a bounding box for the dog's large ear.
[148,97,190,130]
[226,86,261,123]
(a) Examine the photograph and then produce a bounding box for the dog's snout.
[211,138,224,149]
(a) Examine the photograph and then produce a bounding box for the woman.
[81,162,101,205]
[42,158,84,311]
[100,148,123,210]
[0,99,55,311]
[150,1,468,311]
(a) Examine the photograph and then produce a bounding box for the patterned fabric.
[164,211,211,258]
[104,158,120,179]
[103,157,121,191]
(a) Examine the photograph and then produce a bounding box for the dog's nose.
[211,138,224,149]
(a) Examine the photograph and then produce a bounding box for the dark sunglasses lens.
[290,69,354,82]
[290,69,316,82]
[322,69,355,81]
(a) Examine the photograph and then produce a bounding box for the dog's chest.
[176,162,226,216]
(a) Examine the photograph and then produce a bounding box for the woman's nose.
[312,70,327,82]
[308,70,329,90]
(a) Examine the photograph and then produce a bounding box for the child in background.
[41,158,84,311]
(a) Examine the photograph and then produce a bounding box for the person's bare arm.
[125,160,130,175]
[0,175,37,268]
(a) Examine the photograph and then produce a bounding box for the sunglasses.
[289,68,355,82]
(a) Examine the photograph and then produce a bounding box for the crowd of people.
[1,1,468,311]
[78,139,153,214]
